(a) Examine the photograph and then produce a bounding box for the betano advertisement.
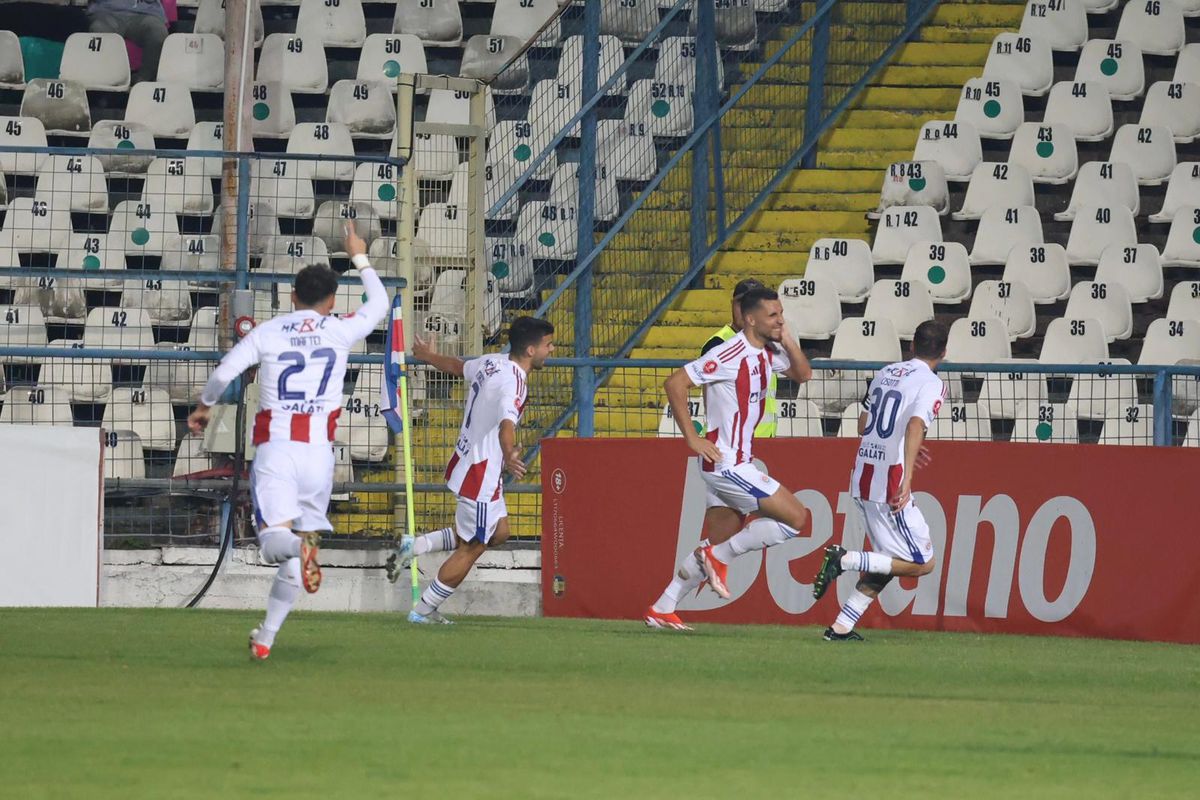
[541,438,1200,643]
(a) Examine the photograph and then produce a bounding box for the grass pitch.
[1,609,1197,799]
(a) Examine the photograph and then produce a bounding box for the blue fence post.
[1153,369,1174,446]
[907,0,924,26]
[573,0,600,437]
[802,10,831,170]
[691,0,719,275]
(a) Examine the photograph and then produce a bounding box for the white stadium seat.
[1140,81,1200,143]
[491,0,560,46]
[261,235,330,275]
[194,0,264,47]
[313,201,381,256]
[426,86,495,130]
[1098,404,1154,445]
[422,270,468,350]
[327,80,396,139]
[954,161,1034,221]
[1067,358,1136,421]
[1109,124,1175,185]
[625,79,692,137]
[1011,402,1078,443]
[1019,0,1088,51]
[984,32,1054,96]
[349,161,401,221]
[487,236,533,298]
[871,205,942,265]
[173,433,217,478]
[864,279,934,339]
[1167,280,1200,321]
[977,359,1045,419]
[256,34,328,94]
[1043,80,1113,142]
[705,0,757,50]
[779,276,841,340]
[0,198,70,255]
[776,400,826,439]
[162,234,220,286]
[0,30,24,90]
[655,35,723,90]
[124,82,195,138]
[83,306,155,357]
[1075,40,1144,101]
[1002,242,1071,304]
[1139,317,1200,363]
[836,404,862,438]
[252,158,316,219]
[287,123,356,181]
[417,202,469,258]
[14,272,86,322]
[1174,43,1200,82]
[601,0,657,44]
[211,201,279,256]
[122,273,192,325]
[141,157,214,216]
[658,394,706,438]
[1116,0,1185,56]
[954,77,1024,140]
[462,35,528,95]
[394,0,463,47]
[1162,206,1200,266]
[946,316,1012,363]
[490,118,554,188]
[810,317,902,414]
[900,240,971,304]
[157,34,224,91]
[873,161,949,217]
[358,34,427,88]
[1065,205,1138,266]
[516,200,577,261]
[0,385,74,427]
[186,121,227,178]
[297,0,366,47]
[1008,122,1078,184]
[912,120,982,181]
[1094,243,1163,303]
[57,233,124,290]
[804,238,875,303]
[35,154,107,214]
[598,119,656,182]
[248,82,297,139]
[102,387,176,450]
[969,280,1037,340]
[1150,163,1200,222]
[927,401,989,441]
[40,340,111,402]
[1040,317,1108,362]
[59,32,129,91]
[20,79,91,136]
[109,200,179,259]
[1054,161,1139,221]
[1064,281,1133,341]
[0,304,48,362]
[0,116,47,175]
[549,162,619,224]
[970,204,1043,265]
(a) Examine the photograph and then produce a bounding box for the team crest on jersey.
[702,360,718,375]
[932,398,943,415]
[483,360,500,376]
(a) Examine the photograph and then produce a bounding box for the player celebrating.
[811,319,948,641]
[187,224,388,661]
[402,316,555,624]
[645,287,813,630]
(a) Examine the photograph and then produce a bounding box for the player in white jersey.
[811,319,948,641]
[187,225,388,660]
[399,316,555,624]
[645,287,813,630]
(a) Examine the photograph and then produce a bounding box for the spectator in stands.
[86,0,168,84]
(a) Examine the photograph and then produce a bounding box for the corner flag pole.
[397,342,420,607]
[381,294,421,606]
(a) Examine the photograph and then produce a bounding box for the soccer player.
[400,316,555,624]
[810,319,948,641]
[645,287,813,631]
[700,278,778,438]
[187,224,388,661]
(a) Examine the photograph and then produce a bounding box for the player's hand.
[915,445,933,470]
[688,435,722,464]
[889,481,912,513]
[412,333,437,362]
[343,221,368,258]
[504,451,527,479]
[187,406,211,435]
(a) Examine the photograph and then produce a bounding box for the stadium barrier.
[541,436,1200,644]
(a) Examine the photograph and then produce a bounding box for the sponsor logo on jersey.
[281,317,329,333]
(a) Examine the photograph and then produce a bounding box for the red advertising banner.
[541,438,1200,643]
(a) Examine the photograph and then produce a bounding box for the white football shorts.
[250,440,335,531]
[701,462,781,515]
[454,494,509,545]
[851,497,934,565]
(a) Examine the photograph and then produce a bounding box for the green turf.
[2,609,1197,799]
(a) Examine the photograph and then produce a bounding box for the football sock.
[711,519,797,562]
[414,528,455,556]
[652,552,706,614]
[413,579,454,616]
[258,557,302,647]
[832,589,875,634]
[840,551,893,575]
[257,526,301,564]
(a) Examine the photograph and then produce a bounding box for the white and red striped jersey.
[683,332,790,472]
[851,359,945,504]
[200,267,389,445]
[445,354,527,502]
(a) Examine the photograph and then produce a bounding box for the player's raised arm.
[337,222,390,340]
[188,332,262,433]
[776,321,813,384]
[664,367,721,463]
[412,333,465,377]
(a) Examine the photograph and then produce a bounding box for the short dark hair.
[732,278,766,301]
[508,316,555,355]
[738,287,779,315]
[294,265,339,306]
[912,319,949,359]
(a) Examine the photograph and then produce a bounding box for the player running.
[187,224,388,661]
[399,316,555,624]
[811,319,947,641]
[645,286,813,631]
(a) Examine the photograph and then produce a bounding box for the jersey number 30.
[278,349,336,400]
[863,388,902,438]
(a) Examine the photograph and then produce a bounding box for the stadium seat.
[161,234,220,286]
[658,394,706,438]
[173,432,217,478]
[261,235,330,275]
[327,80,396,139]
[405,130,457,182]
[1081,0,1120,12]
[348,161,400,221]
[946,316,1012,363]
[0,304,48,362]
[417,201,469,258]
[358,34,427,89]
[1065,205,1138,265]
[1109,124,1176,185]
[804,238,875,303]
[601,0,657,44]
[954,162,1034,221]
[1140,81,1200,144]
[0,30,24,90]
[122,270,193,324]
[976,359,1045,419]
[20,79,90,136]
[912,120,982,181]
[35,154,107,214]
[40,340,111,402]
[706,0,758,50]
[900,240,971,304]
[808,317,903,414]
[954,77,1024,140]
[0,198,70,255]
[1167,279,1200,321]
[297,0,366,47]
[970,205,1043,265]
[1174,42,1200,82]
[1076,40,1145,101]
[487,236,533,298]
[314,202,381,256]
[0,385,74,427]
[421,270,467,349]
[927,401,989,441]
[517,201,577,261]
[983,32,1054,96]
[1008,122,1078,184]
[89,120,155,176]
[1139,317,1200,363]
[1098,403,1154,445]
[0,116,47,175]
[251,159,316,219]
[1162,206,1200,266]
[1064,281,1133,341]
[102,387,176,450]
[109,200,179,260]
[462,35,527,95]
[59,33,129,91]
[14,272,86,322]
[1116,0,1185,55]
[1042,81,1113,142]
[213,200,281,256]
[779,276,841,340]
[776,401,826,439]
[186,121,227,179]
[83,306,155,358]
[560,34,625,97]
[287,123,356,181]
[1054,161,1139,221]
[1094,243,1163,303]
[835,404,862,438]
[873,161,949,217]
[1019,0,1088,51]
[598,119,656,182]
[1002,243,1071,304]
[492,0,560,46]
[1011,401,1078,443]
[1150,163,1200,222]
[969,280,1037,340]
[1067,358,1136,420]
[550,162,619,224]
[1040,317,1108,362]
[157,34,224,91]
[141,157,214,216]
[626,79,692,137]
[124,83,196,138]
[247,82,297,139]
[57,233,123,290]
[256,34,328,94]
[871,205,942,265]
[864,279,934,339]
[194,0,264,47]
[427,86,496,130]
[394,0,463,47]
